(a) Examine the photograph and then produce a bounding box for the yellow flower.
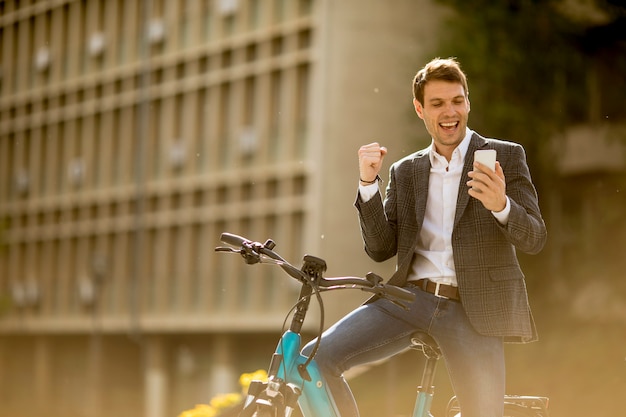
[176,403,216,417]
[179,369,268,417]
[239,369,268,392]
[210,392,243,410]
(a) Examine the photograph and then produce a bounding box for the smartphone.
[474,149,496,171]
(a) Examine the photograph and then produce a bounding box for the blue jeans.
[302,285,505,417]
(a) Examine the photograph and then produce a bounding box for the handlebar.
[216,232,415,304]
[220,233,248,247]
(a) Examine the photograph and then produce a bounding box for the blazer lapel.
[414,151,430,227]
[454,133,488,228]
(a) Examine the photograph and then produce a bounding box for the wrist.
[493,196,507,213]
[359,175,381,185]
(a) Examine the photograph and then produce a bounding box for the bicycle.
[216,233,550,417]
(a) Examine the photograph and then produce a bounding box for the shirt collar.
[428,127,473,166]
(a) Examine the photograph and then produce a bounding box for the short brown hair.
[412,57,469,105]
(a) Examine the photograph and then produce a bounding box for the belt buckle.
[433,282,449,299]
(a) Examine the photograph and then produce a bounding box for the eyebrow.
[428,95,465,103]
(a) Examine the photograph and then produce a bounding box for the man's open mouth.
[440,121,459,131]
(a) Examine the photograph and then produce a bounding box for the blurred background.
[0,0,625,416]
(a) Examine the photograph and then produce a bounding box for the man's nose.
[443,102,456,114]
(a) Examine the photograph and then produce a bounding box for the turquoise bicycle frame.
[273,330,438,417]
[412,391,434,417]
[275,330,341,417]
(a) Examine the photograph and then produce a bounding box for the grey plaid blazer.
[355,132,547,343]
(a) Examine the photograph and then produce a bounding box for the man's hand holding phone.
[468,149,507,212]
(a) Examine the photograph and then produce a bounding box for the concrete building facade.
[0,1,447,416]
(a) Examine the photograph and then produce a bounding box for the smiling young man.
[302,58,547,417]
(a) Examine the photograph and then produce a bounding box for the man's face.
[414,80,470,157]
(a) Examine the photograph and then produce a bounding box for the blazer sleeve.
[354,165,399,262]
[497,143,547,255]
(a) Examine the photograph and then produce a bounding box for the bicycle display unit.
[216,233,550,417]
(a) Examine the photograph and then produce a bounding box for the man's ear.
[413,98,424,120]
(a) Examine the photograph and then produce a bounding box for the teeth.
[440,122,457,127]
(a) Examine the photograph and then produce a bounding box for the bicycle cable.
[251,256,327,379]
[276,279,326,380]
[300,282,325,371]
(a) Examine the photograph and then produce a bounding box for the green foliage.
[433,0,626,153]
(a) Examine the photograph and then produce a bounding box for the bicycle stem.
[290,284,312,334]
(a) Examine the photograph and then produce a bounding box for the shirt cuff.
[491,196,511,225]
[358,182,380,202]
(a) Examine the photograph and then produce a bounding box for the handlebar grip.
[383,284,416,302]
[220,232,249,247]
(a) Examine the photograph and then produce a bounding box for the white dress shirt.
[358,128,510,287]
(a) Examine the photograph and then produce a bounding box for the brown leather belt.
[407,279,460,301]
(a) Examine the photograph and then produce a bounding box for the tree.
[433,0,626,155]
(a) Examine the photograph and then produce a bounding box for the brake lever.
[215,246,240,253]
[215,244,261,264]
[360,286,411,311]
[364,272,415,310]
[385,297,411,311]
[376,288,411,311]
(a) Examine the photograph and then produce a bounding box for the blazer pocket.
[488,266,525,281]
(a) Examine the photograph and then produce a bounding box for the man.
[302,57,547,417]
